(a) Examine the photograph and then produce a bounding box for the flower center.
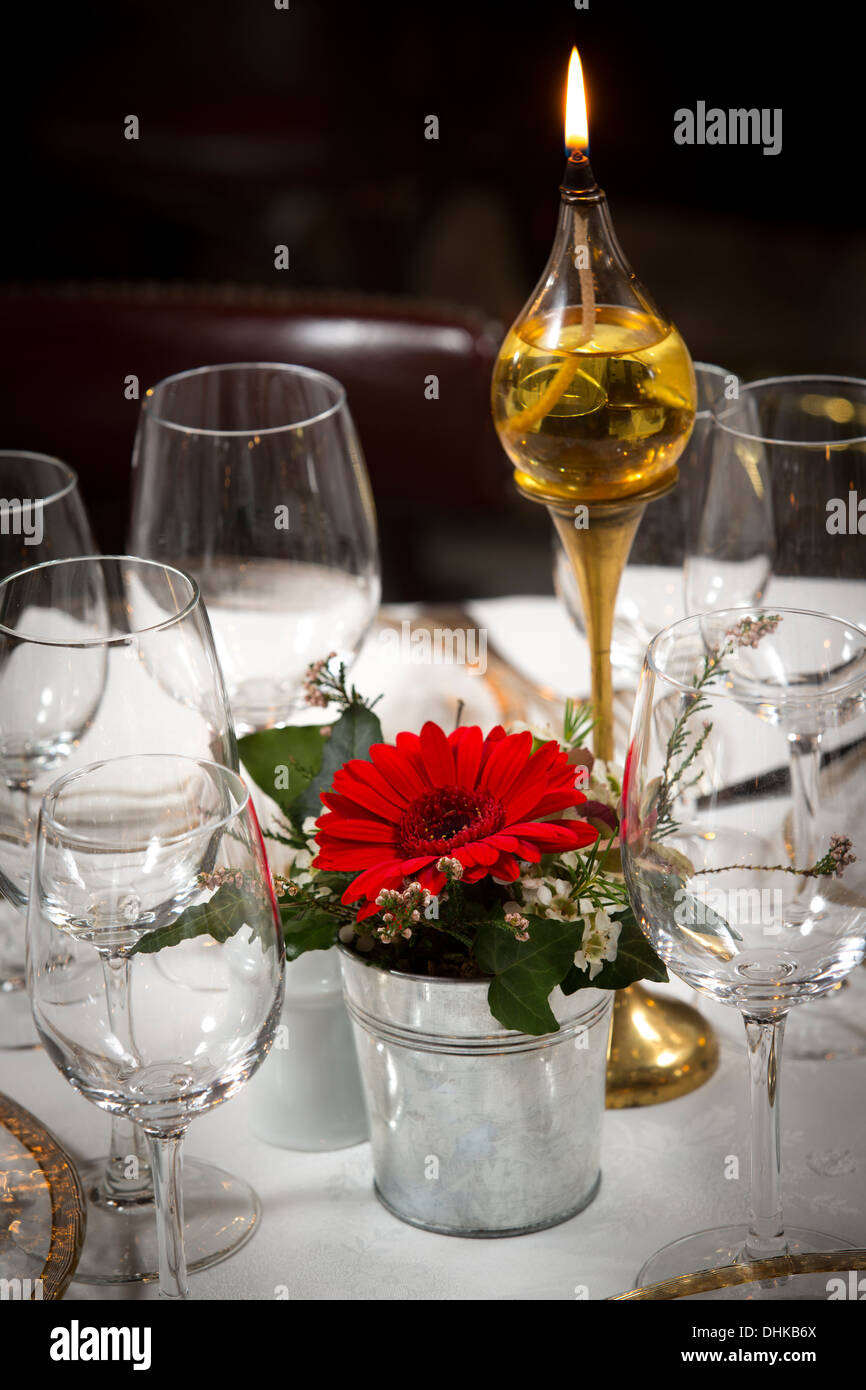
[399,786,505,856]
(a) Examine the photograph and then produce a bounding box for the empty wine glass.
[621,608,866,1290]
[0,452,95,579]
[710,377,866,1059]
[0,456,98,1013]
[129,362,381,734]
[27,754,285,1299]
[0,555,264,1283]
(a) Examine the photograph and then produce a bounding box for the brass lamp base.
[606,984,719,1108]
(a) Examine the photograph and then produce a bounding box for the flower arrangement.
[135,618,854,1033]
[236,658,668,1036]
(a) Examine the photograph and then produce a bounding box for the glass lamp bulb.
[492,173,697,506]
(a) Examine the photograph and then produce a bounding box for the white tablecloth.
[3,579,865,1300]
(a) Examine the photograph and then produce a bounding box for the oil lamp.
[492,48,716,1105]
[493,47,696,759]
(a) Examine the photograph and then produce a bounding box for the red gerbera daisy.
[313,721,598,919]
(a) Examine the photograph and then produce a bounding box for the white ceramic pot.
[247,946,368,1151]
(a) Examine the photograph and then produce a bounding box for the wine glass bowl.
[0,452,95,580]
[709,376,866,628]
[627,610,866,1009]
[0,557,234,908]
[129,362,381,734]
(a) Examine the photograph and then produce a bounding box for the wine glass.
[27,754,285,1299]
[0,453,97,1004]
[0,451,95,579]
[710,377,866,1059]
[0,555,262,1283]
[681,376,775,619]
[621,607,866,1289]
[129,362,381,734]
[554,364,766,689]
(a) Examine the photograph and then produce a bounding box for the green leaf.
[128,884,275,956]
[295,702,384,821]
[559,905,668,994]
[279,903,340,960]
[238,726,324,819]
[474,915,585,1036]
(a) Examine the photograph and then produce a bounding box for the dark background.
[2,0,862,597]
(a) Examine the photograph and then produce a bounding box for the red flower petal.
[479,728,532,799]
[369,742,427,801]
[341,856,433,904]
[317,791,385,822]
[393,731,432,792]
[501,741,562,820]
[418,721,457,784]
[314,844,400,869]
[448,724,484,788]
[312,816,398,844]
[330,761,403,822]
[506,818,597,845]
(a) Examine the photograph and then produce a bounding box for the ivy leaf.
[128,885,275,956]
[295,702,384,822]
[238,726,325,820]
[474,915,585,1036]
[279,901,340,960]
[560,905,668,994]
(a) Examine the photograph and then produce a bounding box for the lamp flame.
[564,46,589,153]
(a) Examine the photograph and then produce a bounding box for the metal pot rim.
[338,940,612,1042]
[337,939,493,987]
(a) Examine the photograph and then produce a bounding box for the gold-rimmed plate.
[611,1250,866,1300]
[0,1090,85,1299]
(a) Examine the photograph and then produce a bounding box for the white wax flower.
[573,909,621,980]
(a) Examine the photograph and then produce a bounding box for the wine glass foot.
[637,1224,855,1295]
[0,985,40,1049]
[785,967,866,1061]
[72,1157,261,1285]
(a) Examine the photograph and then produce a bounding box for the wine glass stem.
[103,1115,151,1200]
[743,1012,787,1261]
[788,733,821,868]
[98,954,152,1203]
[146,1130,189,1299]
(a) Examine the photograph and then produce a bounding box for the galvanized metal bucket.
[340,945,613,1237]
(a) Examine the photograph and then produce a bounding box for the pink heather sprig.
[436,855,464,883]
[723,613,781,651]
[302,653,382,716]
[199,867,308,902]
[700,834,857,882]
[302,652,338,709]
[504,911,530,942]
[374,881,433,943]
[197,867,249,892]
[272,875,299,899]
[656,613,783,840]
[816,834,856,879]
